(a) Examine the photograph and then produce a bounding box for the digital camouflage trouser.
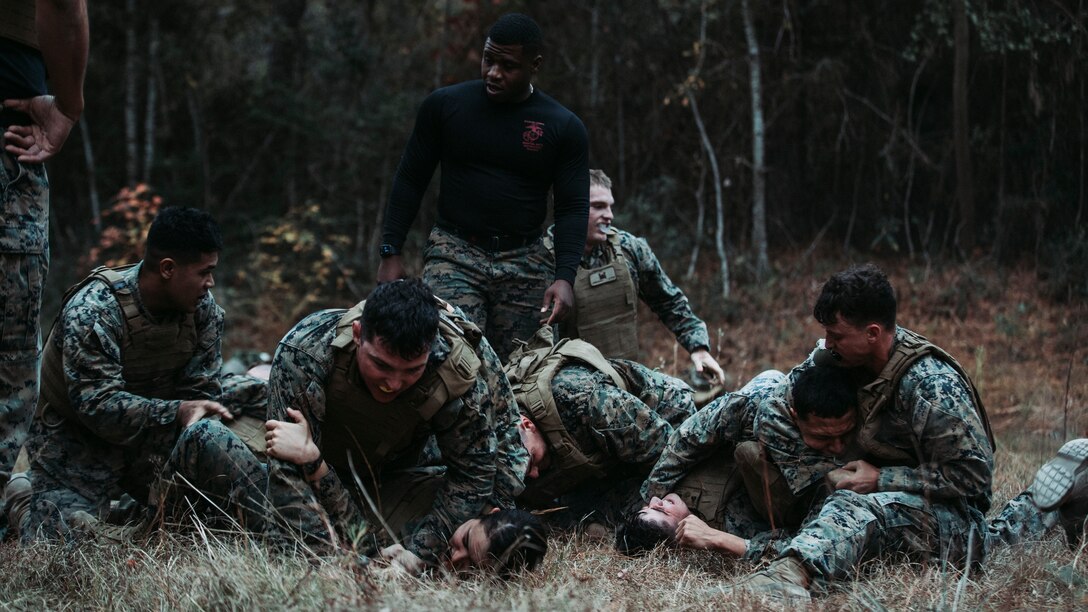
[423,226,551,361]
[0,144,48,495]
[781,487,1060,582]
[22,419,267,541]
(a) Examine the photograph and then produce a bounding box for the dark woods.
[45,0,1088,308]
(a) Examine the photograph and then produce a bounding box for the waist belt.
[436,221,541,252]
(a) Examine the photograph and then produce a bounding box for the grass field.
[3,257,1087,610]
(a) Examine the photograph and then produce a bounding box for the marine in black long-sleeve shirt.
[378,14,589,360]
[383,79,589,284]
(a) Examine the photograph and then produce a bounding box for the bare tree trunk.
[741,0,769,281]
[79,118,101,232]
[1078,74,1085,228]
[688,92,730,299]
[903,57,928,260]
[124,0,139,185]
[141,15,159,185]
[185,87,211,208]
[953,0,974,253]
[589,1,600,109]
[685,161,707,280]
[434,0,450,89]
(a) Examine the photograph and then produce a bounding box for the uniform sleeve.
[549,114,589,284]
[553,367,673,467]
[406,351,499,562]
[641,394,748,500]
[624,235,710,353]
[265,341,367,545]
[481,337,529,508]
[382,91,444,250]
[875,372,994,504]
[61,289,205,444]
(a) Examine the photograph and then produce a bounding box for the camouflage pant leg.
[0,150,48,491]
[217,373,270,419]
[265,457,337,549]
[784,489,986,582]
[986,490,1059,548]
[22,466,103,543]
[159,419,269,532]
[423,227,551,360]
[735,440,829,530]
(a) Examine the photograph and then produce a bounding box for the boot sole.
[1032,439,1088,511]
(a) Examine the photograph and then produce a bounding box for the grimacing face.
[448,516,492,572]
[792,408,857,457]
[636,494,691,533]
[585,184,615,250]
[351,322,429,403]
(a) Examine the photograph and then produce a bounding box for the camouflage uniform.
[759,328,996,581]
[0,143,48,493]
[22,264,243,540]
[641,370,794,560]
[521,360,697,520]
[423,226,553,361]
[546,225,711,358]
[264,305,519,563]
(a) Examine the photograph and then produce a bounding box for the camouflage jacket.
[760,327,994,512]
[546,225,711,353]
[265,308,509,562]
[541,360,696,482]
[27,262,223,502]
[641,372,786,500]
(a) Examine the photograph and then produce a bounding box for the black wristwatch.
[301,455,325,479]
[379,243,401,258]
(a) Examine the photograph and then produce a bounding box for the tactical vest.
[672,445,740,531]
[37,265,198,428]
[505,326,627,505]
[0,0,39,49]
[560,232,640,360]
[318,297,482,480]
[852,328,996,464]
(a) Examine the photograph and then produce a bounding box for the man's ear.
[519,414,536,432]
[864,323,883,343]
[352,320,363,345]
[487,506,501,515]
[530,54,543,74]
[159,257,177,280]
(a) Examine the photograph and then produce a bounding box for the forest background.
[9,0,1088,608]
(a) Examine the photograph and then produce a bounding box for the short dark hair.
[813,263,897,329]
[479,509,548,579]
[792,365,858,420]
[144,207,222,265]
[487,13,543,56]
[360,279,439,360]
[614,511,673,556]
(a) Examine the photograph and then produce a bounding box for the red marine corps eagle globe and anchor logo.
[522,120,545,151]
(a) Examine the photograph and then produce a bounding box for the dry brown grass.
[4,256,1087,610]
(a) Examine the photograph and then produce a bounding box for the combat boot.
[1,473,31,538]
[68,510,152,544]
[1030,439,1088,511]
[720,555,812,604]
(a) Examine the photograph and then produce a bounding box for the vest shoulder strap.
[864,329,996,451]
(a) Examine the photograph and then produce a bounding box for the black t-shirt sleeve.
[549,114,590,284]
[382,91,444,250]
